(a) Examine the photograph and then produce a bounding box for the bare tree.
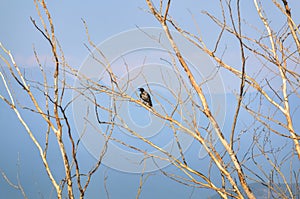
[143,0,299,198]
[0,0,299,198]
[0,1,109,198]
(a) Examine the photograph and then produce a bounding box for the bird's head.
[138,88,144,92]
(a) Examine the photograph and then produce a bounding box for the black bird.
[138,88,152,107]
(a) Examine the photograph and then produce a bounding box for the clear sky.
[0,1,299,198]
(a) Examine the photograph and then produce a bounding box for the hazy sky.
[0,1,299,198]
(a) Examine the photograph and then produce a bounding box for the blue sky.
[1,1,300,198]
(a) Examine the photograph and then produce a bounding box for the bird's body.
[138,88,152,107]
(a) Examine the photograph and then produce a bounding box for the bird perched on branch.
[138,88,152,107]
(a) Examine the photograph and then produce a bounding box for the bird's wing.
[146,93,152,106]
